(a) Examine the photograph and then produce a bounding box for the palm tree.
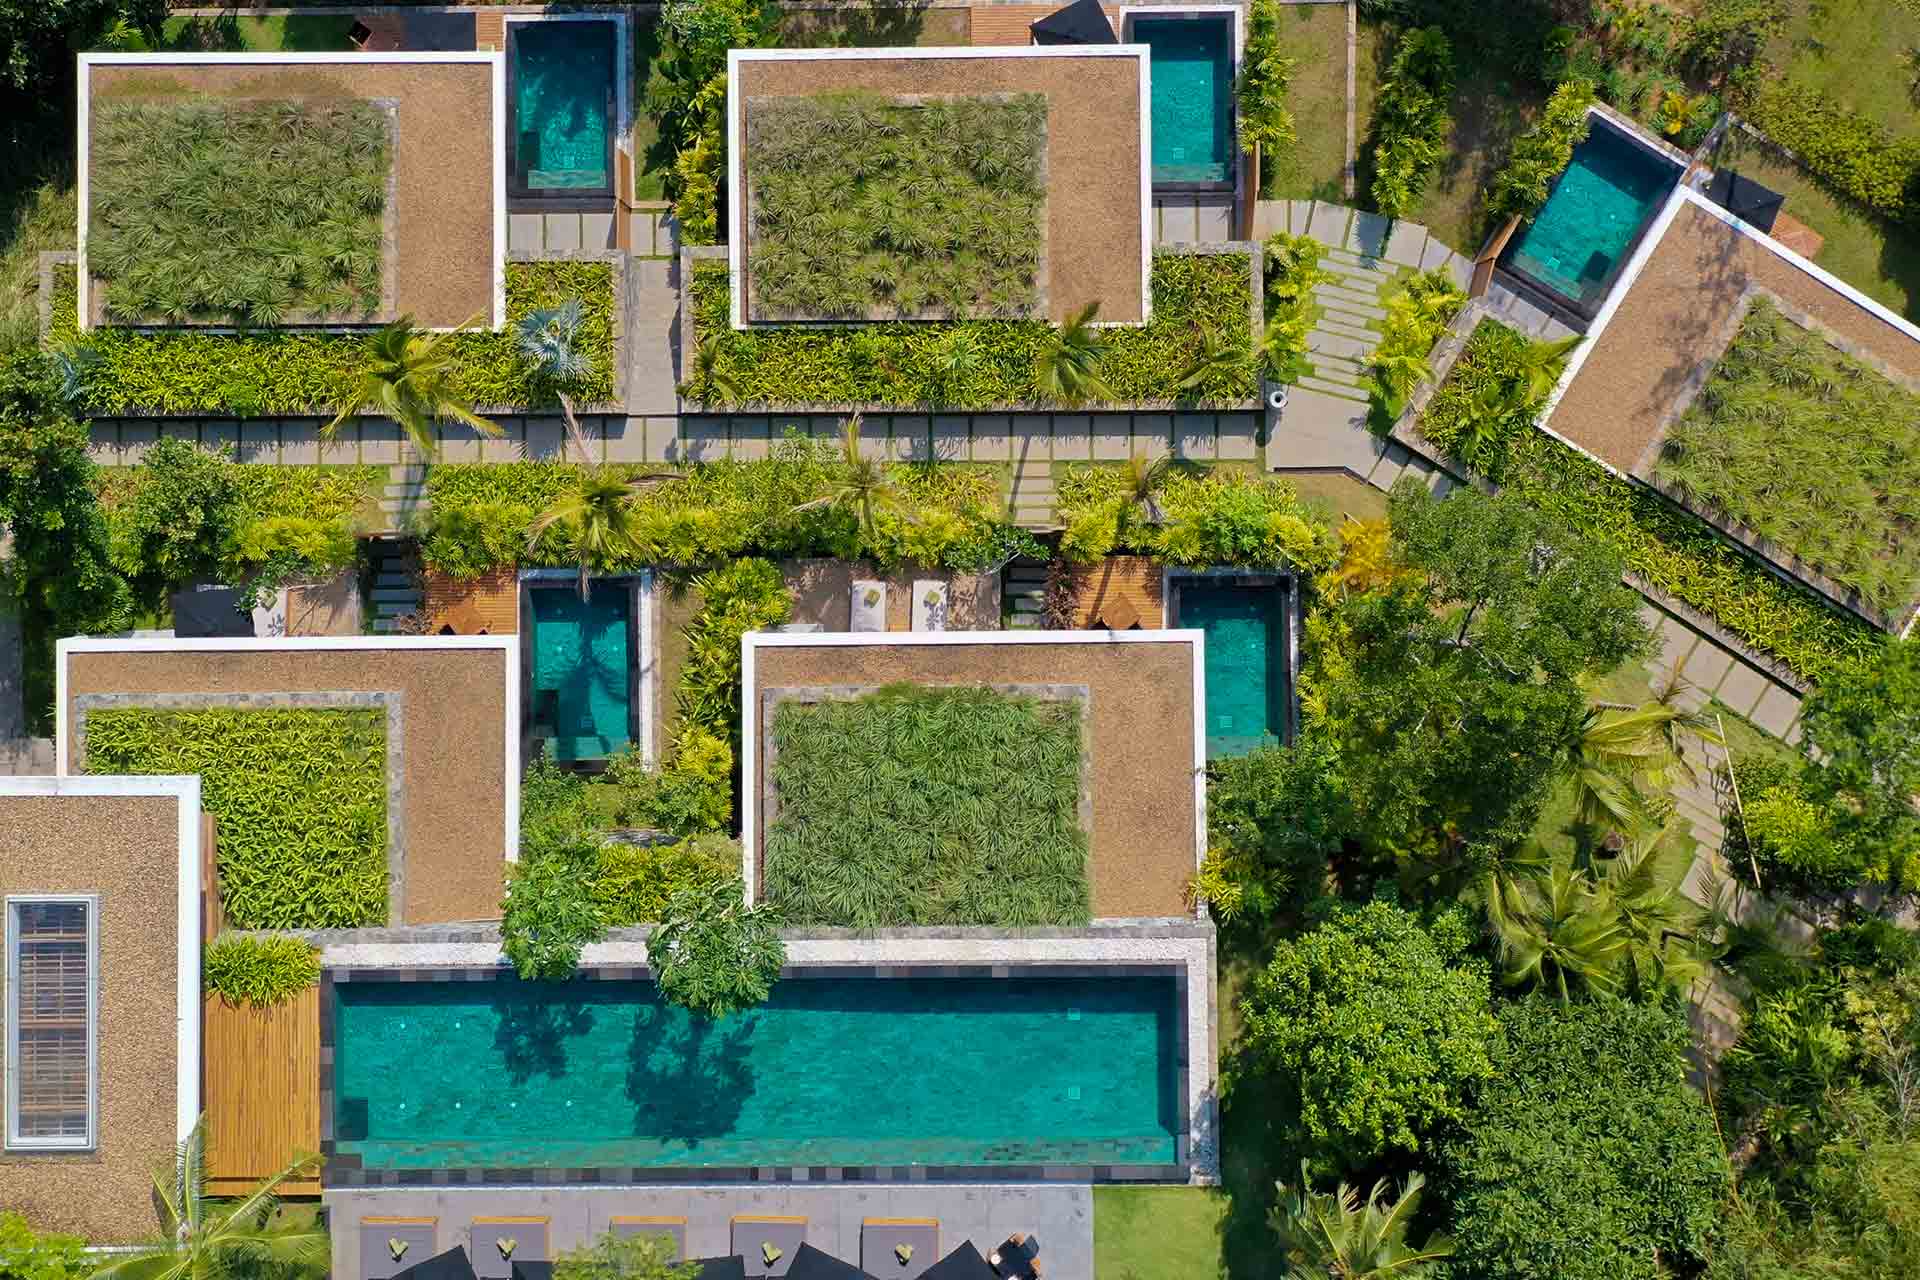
[324,315,501,461]
[1271,1162,1455,1280]
[1562,687,1722,837]
[688,330,741,407]
[1601,823,1708,993]
[1035,301,1112,407]
[92,1118,325,1280]
[788,417,905,541]
[1174,328,1248,399]
[1515,334,1583,405]
[1114,451,1173,540]
[516,298,596,462]
[1495,866,1629,999]
[526,467,669,600]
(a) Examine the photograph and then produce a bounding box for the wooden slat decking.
[204,987,322,1197]
[421,566,519,635]
[1073,555,1166,628]
[968,4,1123,45]
[475,11,506,51]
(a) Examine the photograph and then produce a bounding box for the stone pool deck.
[324,1183,1091,1280]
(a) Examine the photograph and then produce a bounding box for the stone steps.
[366,542,421,633]
[1004,560,1049,630]
[1295,374,1370,403]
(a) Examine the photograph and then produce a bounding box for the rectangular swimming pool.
[529,584,633,762]
[328,972,1181,1171]
[507,18,617,195]
[1173,576,1290,758]
[1131,14,1235,188]
[1501,115,1681,316]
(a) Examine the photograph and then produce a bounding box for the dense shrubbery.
[49,262,614,415]
[647,0,778,243]
[1055,465,1338,568]
[1417,320,1880,680]
[594,832,738,928]
[1243,898,1497,1169]
[744,92,1045,320]
[86,707,389,928]
[1367,29,1455,220]
[685,253,1258,409]
[673,556,792,752]
[0,1212,88,1280]
[202,934,322,1007]
[1367,268,1465,421]
[1260,231,1330,384]
[1238,0,1298,197]
[1744,82,1920,228]
[421,440,1034,578]
[1440,996,1728,1280]
[1484,79,1597,223]
[765,686,1091,927]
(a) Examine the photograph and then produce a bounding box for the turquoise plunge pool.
[1134,16,1234,187]
[1502,116,1680,315]
[508,19,616,194]
[1177,578,1290,758]
[529,585,632,762]
[329,974,1181,1170]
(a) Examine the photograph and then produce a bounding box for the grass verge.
[1093,1187,1228,1280]
[1264,3,1350,201]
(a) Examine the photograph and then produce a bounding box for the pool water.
[530,586,631,762]
[1503,120,1680,313]
[1180,582,1286,757]
[510,20,615,192]
[331,975,1181,1170]
[1136,17,1234,186]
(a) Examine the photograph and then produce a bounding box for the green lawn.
[1712,130,1920,321]
[1263,3,1350,201]
[1093,1187,1229,1280]
[632,14,668,201]
[1281,469,1390,525]
[1768,0,1920,142]
[150,14,352,52]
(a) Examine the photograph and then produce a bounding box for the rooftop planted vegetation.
[84,706,389,929]
[764,685,1091,927]
[88,98,390,326]
[745,91,1046,320]
[1653,297,1920,618]
[687,251,1257,409]
[1056,461,1339,570]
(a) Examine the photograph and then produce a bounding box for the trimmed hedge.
[687,251,1258,409]
[1744,83,1920,228]
[85,707,389,928]
[421,444,1039,578]
[202,934,322,1007]
[49,261,615,416]
[1418,320,1881,681]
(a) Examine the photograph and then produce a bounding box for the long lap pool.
[329,973,1181,1171]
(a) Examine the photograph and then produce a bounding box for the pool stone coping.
[313,920,1216,1187]
[74,689,408,923]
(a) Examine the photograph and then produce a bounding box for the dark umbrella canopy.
[1032,0,1118,45]
[917,1242,996,1280]
[785,1244,874,1280]
[393,1248,480,1280]
[1706,169,1786,233]
[694,1258,751,1280]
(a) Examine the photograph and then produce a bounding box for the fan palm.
[1271,1162,1455,1280]
[516,298,597,462]
[1035,301,1113,407]
[92,1118,326,1280]
[324,315,501,460]
[788,417,906,542]
[526,467,676,600]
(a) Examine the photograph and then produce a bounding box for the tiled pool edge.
[316,921,1218,1187]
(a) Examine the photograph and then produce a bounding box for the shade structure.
[508,1264,554,1280]
[694,1259,751,1280]
[786,1244,875,1280]
[1706,169,1786,233]
[1031,0,1117,45]
[393,1248,480,1280]
[171,584,254,637]
[918,1242,996,1280]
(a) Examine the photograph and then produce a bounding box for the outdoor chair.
[987,1235,1039,1279]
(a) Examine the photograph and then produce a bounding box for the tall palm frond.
[1271,1161,1455,1280]
[1496,866,1629,1000]
[525,466,664,599]
[1116,451,1173,537]
[787,417,907,541]
[516,298,596,462]
[324,315,501,460]
[1035,301,1112,407]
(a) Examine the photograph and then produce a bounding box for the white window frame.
[4,894,100,1152]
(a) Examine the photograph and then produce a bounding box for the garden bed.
[761,684,1091,927]
[685,248,1260,410]
[88,97,391,326]
[46,259,614,416]
[743,90,1047,321]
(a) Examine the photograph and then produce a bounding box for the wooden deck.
[968,4,1122,45]
[1072,555,1166,628]
[204,986,322,1197]
[421,566,518,635]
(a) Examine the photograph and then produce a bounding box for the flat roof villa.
[1540,187,1920,631]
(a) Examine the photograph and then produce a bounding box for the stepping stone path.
[379,462,429,530]
[1008,455,1057,530]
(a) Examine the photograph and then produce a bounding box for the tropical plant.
[1114,451,1173,539]
[673,557,793,746]
[202,935,321,1008]
[1366,28,1455,220]
[593,831,739,927]
[1367,269,1464,421]
[1243,898,1497,1168]
[1561,684,1720,836]
[91,1119,326,1280]
[324,316,502,461]
[647,877,786,1018]
[526,467,645,599]
[689,329,743,406]
[555,1229,700,1280]
[764,686,1091,927]
[1035,301,1113,406]
[1056,465,1336,568]
[0,1211,88,1280]
[1492,865,1630,998]
[1271,1164,1454,1280]
[501,839,606,982]
[787,418,906,540]
[517,298,599,461]
[1174,328,1250,397]
[1485,79,1597,223]
[1238,0,1298,196]
[109,436,238,597]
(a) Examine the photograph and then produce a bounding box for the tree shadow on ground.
[624,1003,758,1146]
[492,985,597,1085]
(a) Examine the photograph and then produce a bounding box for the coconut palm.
[788,417,906,542]
[1174,328,1249,399]
[1562,686,1723,837]
[527,467,677,600]
[324,315,501,461]
[1495,865,1629,999]
[516,298,597,462]
[92,1118,325,1280]
[1271,1162,1455,1280]
[1035,301,1112,407]
[1601,823,1708,992]
[1113,451,1174,541]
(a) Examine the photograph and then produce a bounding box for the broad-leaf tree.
[648,878,786,1019]
[555,1229,700,1280]
[324,316,502,461]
